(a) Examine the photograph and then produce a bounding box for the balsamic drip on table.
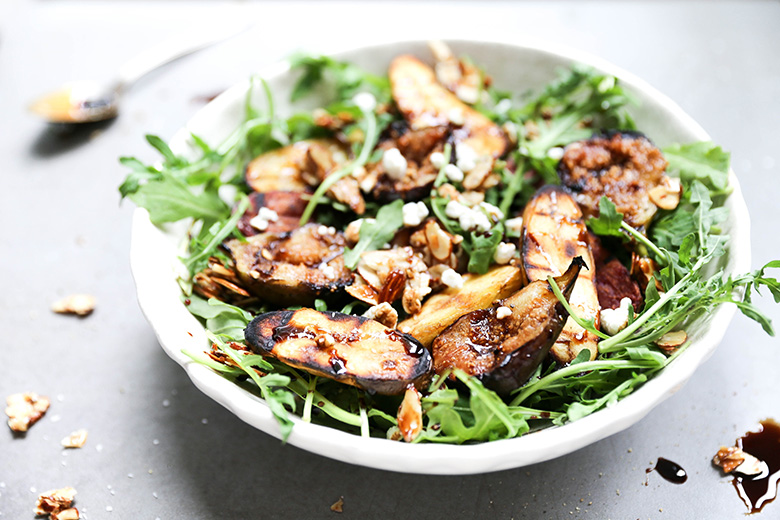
[732,419,780,514]
[653,457,688,484]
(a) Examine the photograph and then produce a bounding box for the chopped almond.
[330,496,345,513]
[656,330,688,351]
[61,429,88,449]
[6,392,50,432]
[397,386,423,442]
[51,294,96,316]
[52,508,80,520]
[34,487,77,517]
[713,446,765,476]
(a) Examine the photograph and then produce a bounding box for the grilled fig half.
[245,308,432,395]
[557,132,680,230]
[226,223,353,306]
[237,191,308,236]
[432,258,584,395]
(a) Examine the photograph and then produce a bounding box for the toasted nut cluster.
[410,219,459,269]
[6,392,50,432]
[61,429,88,449]
[713,446,764,476]
[362,302,399,329]
[51,294,95,317]
[34,487,78,519]
[193,257,251,303]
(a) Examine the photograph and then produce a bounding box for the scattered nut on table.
[713,446,765,476]
[51,294,96,316]
[330,496,344,513]
[6,392,50,432]
[34,486,78,519]
[61,429,88,449]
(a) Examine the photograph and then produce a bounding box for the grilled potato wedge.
[389,55,506,160]
[226,223,353,306]
[432,258,583,394]
[398,265,523,347]
[522,186,600,364]
[245,308,432,395]
[557,132,679,230]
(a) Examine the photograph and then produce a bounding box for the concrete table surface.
[1,1,779,518]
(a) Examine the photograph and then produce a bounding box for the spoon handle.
[115,24,251,92]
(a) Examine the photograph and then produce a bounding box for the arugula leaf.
[465,223,504,274]
[587,197,625,237]
[342,200,404,269]
[185,295,253,341]
[128,177,229,226]
[289,53,391,104]
[663,142,730,191]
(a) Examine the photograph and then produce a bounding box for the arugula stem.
[499,156,526,218]
[620,222,668,265]
[433,143,453,188]
[299,107,379,225]
[546,276,610,340]
[302,375,317,423]
[510,359,659,406]
[599,257,706,352]
[359,402,370,438]
[184,195,250,272]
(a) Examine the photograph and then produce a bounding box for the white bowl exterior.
[130,37,751,475]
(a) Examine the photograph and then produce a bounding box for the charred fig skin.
[432,258,583,395]
[244,309,432,395]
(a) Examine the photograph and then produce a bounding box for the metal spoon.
[29,25,249,124]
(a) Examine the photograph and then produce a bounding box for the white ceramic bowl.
[130,38,751,475]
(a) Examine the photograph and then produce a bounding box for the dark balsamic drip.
[272,324,314,342]
[329,349,347,375]
[654,458,688,484]
[732,419,780,514]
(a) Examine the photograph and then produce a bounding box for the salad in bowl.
[123,39,777,474]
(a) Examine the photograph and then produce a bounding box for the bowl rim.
[130,35,752,475]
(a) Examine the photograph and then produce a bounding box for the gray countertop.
[2,1,779,518]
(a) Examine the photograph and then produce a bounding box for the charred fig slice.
[432,258,584,394]
[245,309,432,395]
[557,132,679,229]
[237,191,309,236]
[226,223,353,306]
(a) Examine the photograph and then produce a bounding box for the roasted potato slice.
[398,265,522,348]
[226,223,353,306]
[522,185,600,364]
[237,191,308,236]
[557,132,680,229]
[245,308,432,395]
[389,55,506,160]
[432,258,583,394]
[398,265,522,347]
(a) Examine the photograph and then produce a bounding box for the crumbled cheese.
[352,92,376,112]
[445,200,469,219]
[459,208,491,233]
[455,143,478,173]
[600,297,632,335]
[547,146,564,160]
[249,207,278,231]
[496,306,512,319]
[447,107,465,125]
[504,216,524,234]
[316,225,336,236]
[443,164,464,182]
[430,151,446,170]
[382,148,408,180]
[479,201,504,221]
[402,201,429,227]
[494,98,512,114]
[320,263,337,280]
[455,85,479,104]
[493,242,517,264]
[441,268,464,289]
[61,429,88,449]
